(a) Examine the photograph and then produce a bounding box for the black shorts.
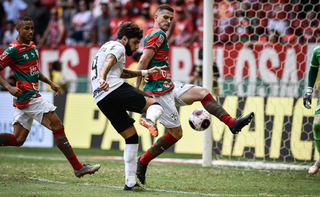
[97,82,150,133]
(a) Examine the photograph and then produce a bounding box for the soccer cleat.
[74,164,101,178]
[308,163,320,174]
[229,112,254,134]
[136,157,148,185]
[123,183,145,191]
[139,118,158,137]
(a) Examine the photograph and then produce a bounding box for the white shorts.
[12,97,57,131]
[173,81,194,107]
[153,91,181,128]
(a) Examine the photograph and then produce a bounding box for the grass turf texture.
[0,147,320,196]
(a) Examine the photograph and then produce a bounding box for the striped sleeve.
[0,46,17,71]
[144,30,166,53]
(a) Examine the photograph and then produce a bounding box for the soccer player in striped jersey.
[91,22,165,190]
[134,4,255,185]
[303,46,320,174]
[0,16,100,178]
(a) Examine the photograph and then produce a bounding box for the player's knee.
[125,133,139,144]
[199,87,210,97]
[16,138,26,146]
[313,120,320,140]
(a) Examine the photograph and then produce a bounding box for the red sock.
[201,93,235,127]
[53,128,83,170]
[140,132,178,165]
[0,133,20,146]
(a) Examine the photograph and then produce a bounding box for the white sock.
[124,144,139,187]
[146,104,164,123]
[316,153,320,166]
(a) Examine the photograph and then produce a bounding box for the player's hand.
[99,78,109,91]
[147,66,167,75]
[143,76,149,83]
[50,83,61,96]
[303,87,313,109]
[8,86,22,97]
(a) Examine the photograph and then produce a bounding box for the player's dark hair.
[155,4,174,14]
[17,16,33,26]
[117,22,143,40]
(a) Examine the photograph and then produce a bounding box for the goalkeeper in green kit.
[303,46,320,174]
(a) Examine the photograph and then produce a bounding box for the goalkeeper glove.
[303,87,313,109]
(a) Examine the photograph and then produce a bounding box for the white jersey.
[91,41,126,103]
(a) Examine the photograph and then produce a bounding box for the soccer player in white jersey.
[91,22,165,190]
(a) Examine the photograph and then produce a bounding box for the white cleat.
[308,163,320,174]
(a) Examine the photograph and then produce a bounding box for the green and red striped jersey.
[143,27,174,96]
[0,39,41,109]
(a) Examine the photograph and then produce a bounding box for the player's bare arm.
[134,48,156,88]
[121,66,166,78]
[0,73,22,97]
[99,54,117,91]
[39,71,60,96]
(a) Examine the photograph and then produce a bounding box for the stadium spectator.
[168,6,195,47]
[2,20,19,45]
[72,0,93,45]
[57,0,77,46]
[38,7,66,49]
[26,0,50,45]
[190,48,220,96]
[48,61,68,94]
[0,3,5,45]
[109,2,129,41]
[2,0,28,24]
[265,0,292,36]
[0,15,101,178]
[215,0,238,43]
[41,0,57,10]
[91,0,111,46]
[123,0,144,19]
[132,2,154,47]
[235,2,258,42]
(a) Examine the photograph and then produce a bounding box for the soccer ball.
[188,108,211,131]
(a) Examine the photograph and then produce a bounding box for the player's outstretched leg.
[74,164,101,178]
[140,103,164,137]
[309,120,320,174]
[0,133,21,146]
[53,128,101,178]
[201,93,254,134]
[229,112,255,134]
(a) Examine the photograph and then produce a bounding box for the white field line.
[0,153,311,171]
[0,174,276,196]
[1,174,318,197]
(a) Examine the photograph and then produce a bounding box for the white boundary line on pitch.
[0,174,301,197]
[0,153,311,171]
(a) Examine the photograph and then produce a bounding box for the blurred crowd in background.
[1,0,320,50]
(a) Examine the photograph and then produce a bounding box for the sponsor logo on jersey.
[163,81,170,88]
[155,34,164,48]
[316,105,320,112]
[30,66,39,76]
[19,47,26,51]
[93,88,103,99]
